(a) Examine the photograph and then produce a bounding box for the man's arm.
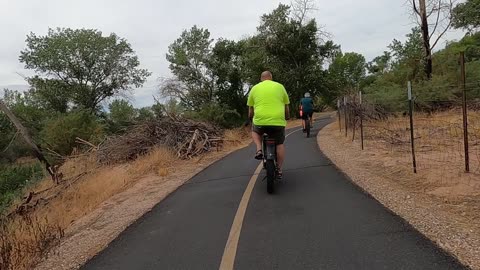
[282,86,290,120]
[248,106,254,119]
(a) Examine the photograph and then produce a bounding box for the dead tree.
[411,0,455,79]
[0,99,58,183]
[291,0,317,24]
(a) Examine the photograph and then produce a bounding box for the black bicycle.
[262,133,277,194]
[305,116,311,138]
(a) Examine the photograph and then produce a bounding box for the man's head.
[304,92,311,98]
[260,71,273,81]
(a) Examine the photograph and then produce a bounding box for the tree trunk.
[419,0,433,79]
[0,99,58,183]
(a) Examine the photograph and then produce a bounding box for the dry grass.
[2,125,252,270]
[32,146,178,230]
[127,148,177,177]
[352,110,480,197]
[0,215,63,270]
[0,146,180,270]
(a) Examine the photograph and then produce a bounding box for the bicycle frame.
[262,134,277,162]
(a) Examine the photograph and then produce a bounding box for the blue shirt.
[300,97,313,112]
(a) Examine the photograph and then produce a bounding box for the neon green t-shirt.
[247,80,290,127]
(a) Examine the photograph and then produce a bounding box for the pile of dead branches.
[96,116,223,164]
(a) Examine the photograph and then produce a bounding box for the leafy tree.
[107,99,136,132]
[452,0,480,32]
[40,111,104,156]
[136,107,155,121]
[0,89,56,162]
[109,100,136,123]
[388,28,425,82]
[184,103,240,128]
[328,52,366,94]
[162,4,340,119]
[209,39,248,117]
[20,28,151,113]
[164,26,214,109]
[363,27,480,112]
[251,4,329,113]
[367,51,392,75]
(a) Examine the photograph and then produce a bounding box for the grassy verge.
[0,126,249,270]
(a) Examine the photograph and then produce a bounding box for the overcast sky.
[0,0,464,107]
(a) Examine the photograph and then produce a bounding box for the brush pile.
[96,116,223,164]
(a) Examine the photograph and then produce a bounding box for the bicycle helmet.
[304,92,311,98]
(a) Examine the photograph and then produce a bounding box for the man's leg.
[252,131,262,152]
[275,127,286,171]
[276,144,285,169]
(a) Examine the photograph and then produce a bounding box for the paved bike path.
[83,117,467,270]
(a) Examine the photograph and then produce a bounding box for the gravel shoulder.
[318,120,480,270]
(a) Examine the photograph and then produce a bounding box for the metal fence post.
[352,94,356,142]
[337,99,342,132]
[408,81,417,173]
[344,96,348,137]
[460,52,470,172]
[360,91,364,150]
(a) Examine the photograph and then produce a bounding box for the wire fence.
[337,54,480,188]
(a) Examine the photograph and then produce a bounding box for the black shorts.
[302,111,313,120]
[252,125,286,145]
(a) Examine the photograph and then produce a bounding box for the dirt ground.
[318,116,480,270]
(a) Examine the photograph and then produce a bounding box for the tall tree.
[164,26,214,109]
[209,39,248,117]
[367,51,392,75]
[388,28,425,82]
[108,99,136,131]
[254,4,328,111]
[411,0,455,78]
[452,0,480,33]
[20,28,151,113]
[328,52,366,95]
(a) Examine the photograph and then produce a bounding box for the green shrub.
[0,163,44,213]
[184,103,241,128]
[40,111,104,156]
[364,78,407,112]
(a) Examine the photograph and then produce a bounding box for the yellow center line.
[219,128,302,270]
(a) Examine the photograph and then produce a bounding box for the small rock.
[461,212,466,216]
[406,195,411,199]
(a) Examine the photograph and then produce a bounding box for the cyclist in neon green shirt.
[247,71,290,178]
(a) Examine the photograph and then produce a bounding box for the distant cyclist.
[300,92,313,132]
[247,71,290,178]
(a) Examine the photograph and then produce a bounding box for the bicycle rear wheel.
[265,160,275,194]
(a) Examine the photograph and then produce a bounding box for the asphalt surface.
[83,117,468,270]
